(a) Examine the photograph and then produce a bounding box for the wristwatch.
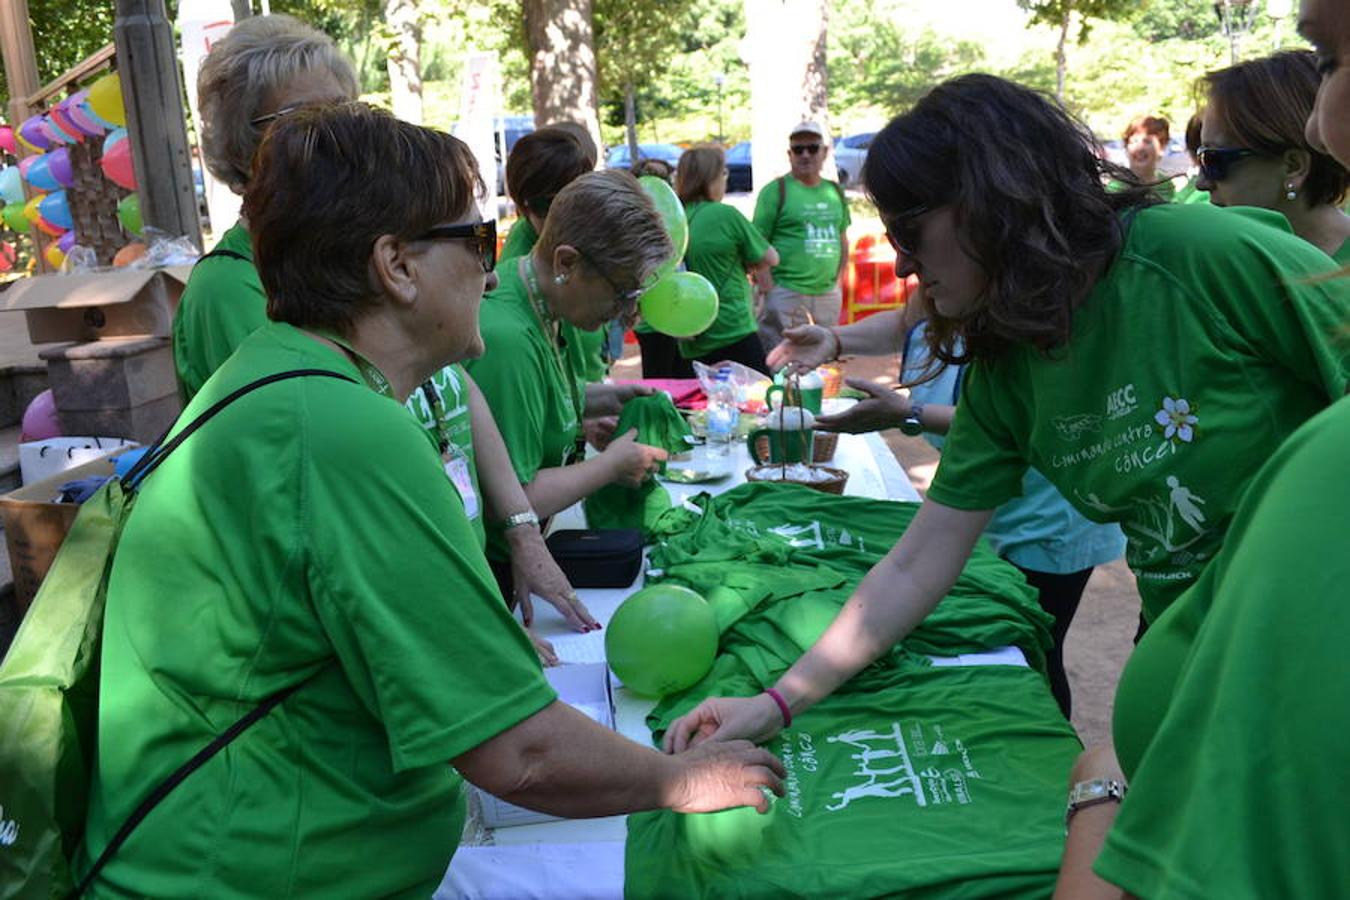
[1065,778,1127,832]
[899,401,926,436]
[502,510,540,531]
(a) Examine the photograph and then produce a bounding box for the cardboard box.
[0,453,119,613]
[0,266,192,345]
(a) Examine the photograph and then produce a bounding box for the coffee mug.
[765,382,823,415]
[748,426,815,465]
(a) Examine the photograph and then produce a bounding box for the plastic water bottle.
[706,367,737,457]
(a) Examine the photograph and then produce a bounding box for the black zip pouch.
[545,528,644,588]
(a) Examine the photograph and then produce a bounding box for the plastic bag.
[690,360,772,413]
[127,227,200,268]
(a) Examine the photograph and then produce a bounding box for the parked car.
[725,140,753,193]
[833,132,874,188]
[494,115,536,195]
[605,142,684,171]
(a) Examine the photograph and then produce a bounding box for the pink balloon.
[18,155,39,181]
[20,389,62,442]
[100,132,136,189]
[39,116,72,146]
[0,125,15,155]
[47,106,84,144]
[63,91,105,137]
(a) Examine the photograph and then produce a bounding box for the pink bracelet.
[764,688,792,728]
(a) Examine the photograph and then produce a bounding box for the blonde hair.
[676,146,725,203]
[536,169,672,289]
[198,14,358,193]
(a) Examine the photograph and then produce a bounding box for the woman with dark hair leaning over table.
[78,103,783,898]
[666,69,1350,895]
[172,13,592,662]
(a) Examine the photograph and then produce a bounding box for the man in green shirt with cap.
[753,121,851,351]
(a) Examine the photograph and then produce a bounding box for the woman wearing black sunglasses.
[665,72,1349,843]
[1196,49,1350,265]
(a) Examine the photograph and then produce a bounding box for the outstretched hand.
[662,693,786,754]
[813,377,909,434]
[765,324,835,373]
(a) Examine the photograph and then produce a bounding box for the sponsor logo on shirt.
[1052,413,1103,442]
[0,805,18,846]
[1106,383,1138,420]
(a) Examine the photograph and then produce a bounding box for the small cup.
[749,406,816,465]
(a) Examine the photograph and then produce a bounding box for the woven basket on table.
[752,429,838,463]
[745,464,849,495]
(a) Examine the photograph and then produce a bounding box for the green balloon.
[2,201,29,233]
[117,192,141,236]
[638,271,719,338]
[605,583,718,698]
[682,795,780,868]
[639,174,688,260]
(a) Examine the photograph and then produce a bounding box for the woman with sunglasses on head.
[466,169,672,595]
[673,146,781,374]
[176,15,592,659]
[79,104,784,898]
[1196,48,1350,264]
[665,71,1348,795]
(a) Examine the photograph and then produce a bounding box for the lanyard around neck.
[522,256,586,461]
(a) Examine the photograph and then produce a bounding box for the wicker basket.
[752,429,838,463]
[745,464,849,495]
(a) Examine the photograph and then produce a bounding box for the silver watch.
[1065,778,1126,832]
[502,510,540,530]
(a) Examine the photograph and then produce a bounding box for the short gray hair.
[537,170,672,291]
[197,14,358,193]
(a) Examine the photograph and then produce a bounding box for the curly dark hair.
[862,74,1160,367]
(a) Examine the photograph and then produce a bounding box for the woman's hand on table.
[662,693,786,753]
[766,324,835,373]
[506,523,599,634]
[667,740,787,814]
[527,628,560,667]
[600,428,669,487]
[814,377,908,434]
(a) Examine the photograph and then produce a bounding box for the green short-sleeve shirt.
[679,200,771,359]
[752,177,851,295]
[466,260,586,560]
[81,322,555,898]
[498,216,538,264]
[928,204,1350,623]
[1095,395,1350,898]
[172,221,265,402]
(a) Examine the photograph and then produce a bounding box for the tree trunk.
[384,0,423,124]
[743,0,833,191]
[623,80,638,160]
[524,0,602,158]
[1054,1,1073,102]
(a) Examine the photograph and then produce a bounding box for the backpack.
[0,369,352,899]
[771,175,846,234]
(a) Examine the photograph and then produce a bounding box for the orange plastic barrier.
[841,232,918,324]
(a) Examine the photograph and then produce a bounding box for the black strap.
[122,369,354,489]
[773,175,846,233]
[197,247,251,264]
[74,368,356,897]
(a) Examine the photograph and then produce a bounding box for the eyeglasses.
[577,248,642,323]
[416,220,498,273]
[1196,145,1260,183]
[883,203,931,257]
[790,143,822,156]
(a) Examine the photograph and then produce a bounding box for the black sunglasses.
[416,220,497,273]
[883,203,931,257]
[1196,145,1259,183]
[790,143,823,156]
[576,248,642,323]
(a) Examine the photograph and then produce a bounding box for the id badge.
[443,451,480,520]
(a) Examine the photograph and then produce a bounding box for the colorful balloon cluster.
[0,72,138,266]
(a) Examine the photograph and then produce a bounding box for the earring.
[554,274,568,285]
[1285,182,1297,201]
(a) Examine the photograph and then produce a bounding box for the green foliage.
[1015,0,1140,44]
[1131,0,1222,42]
[0,0,116,110]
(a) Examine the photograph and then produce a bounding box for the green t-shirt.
[81,322,555,898]
[626,485,1079,898]
[1335,236,1350,266]
[498,216,537,264]
[678,200,771,359]
[404,364,484,545]
[929,204,1350,623]
[752,177,851,295]
[1106,176,1179,203]
[466,260,586,561]
[1095,395,1350,898]
[1171,175,1210,206]
[172,221,265,403]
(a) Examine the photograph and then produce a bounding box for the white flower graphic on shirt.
[1154,396,1198,443]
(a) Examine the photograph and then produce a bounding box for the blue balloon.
[0,166,23,205]
[39,190,72,230]
[26,154,61,192]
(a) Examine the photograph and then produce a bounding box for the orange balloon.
[113,241,147,267]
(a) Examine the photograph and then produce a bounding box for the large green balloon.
[639,271,719,338]
[639,174,688,260]
[117,192,142,236]
[605,583,718,698]
[2,201,29,233]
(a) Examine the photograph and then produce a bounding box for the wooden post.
[114,0,202,247]
[0,0,40,129]
[230,0,252,20]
